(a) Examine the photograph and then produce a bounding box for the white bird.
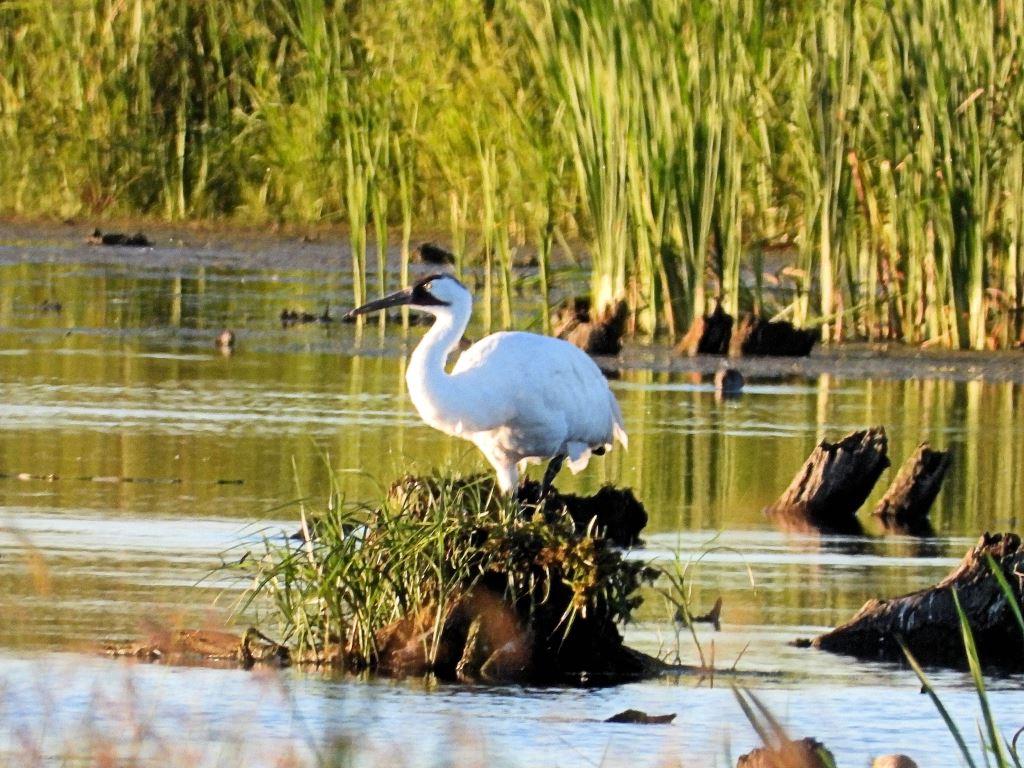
[347,274,627,494]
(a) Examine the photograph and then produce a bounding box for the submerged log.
[872,443,951,527]
[730,314,818,357]
[605,709,676,724]
[765,427,890,528]
[553,296,629,356]
[814,532,1024,668]
[675,303,734,357]
[737,738,835,768]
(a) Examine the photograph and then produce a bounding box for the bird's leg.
[541,454,566,499]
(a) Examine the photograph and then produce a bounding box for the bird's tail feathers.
[609,392,628,449]
[614,421,628,450]
[566,442,591,474]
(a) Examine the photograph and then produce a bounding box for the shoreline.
[2,220,1021,384]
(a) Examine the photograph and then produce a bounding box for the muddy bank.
[5,221,1024,384]
[616,344,1024,385]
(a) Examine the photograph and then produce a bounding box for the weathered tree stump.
[675,303,734,357]
[814,532,1024,668]
[765,427,890,529]
[553,297,629,356]
[872,443,951,528]
[737,737,835,768]
[730,313,818,357]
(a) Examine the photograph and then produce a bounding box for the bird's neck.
[406,303,472,428]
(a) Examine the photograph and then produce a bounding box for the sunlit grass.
[229,469,656,670]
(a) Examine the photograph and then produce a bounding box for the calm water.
[1,225,1023,766]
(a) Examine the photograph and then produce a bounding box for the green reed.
[2,0,1023,347]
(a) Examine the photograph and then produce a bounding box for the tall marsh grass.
[1,0,1023,347]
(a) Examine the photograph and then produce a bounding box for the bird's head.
[345,274,469,320]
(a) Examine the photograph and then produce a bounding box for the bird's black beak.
[345,287,414,319]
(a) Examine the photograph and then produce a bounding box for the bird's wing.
[451,332,626,451]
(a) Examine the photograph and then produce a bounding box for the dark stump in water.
[737,738,835,768]
[813,532,1024,668]
[730,313,818,357]
[675,303,734,357]
[553,296,629,356]
[516,479,647,548]
[872,443,951,531]
[765,427,889,533]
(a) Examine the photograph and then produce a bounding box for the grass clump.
[231,471,660,684]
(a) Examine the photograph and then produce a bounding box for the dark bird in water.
[87,228,152,247]
[347,274,627,495]
[415,242,456,265]
[713,367,744,399]
[38,299,63,314]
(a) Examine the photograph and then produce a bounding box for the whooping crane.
[347,274,628,494]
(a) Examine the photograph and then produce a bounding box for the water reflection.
[0,234,1022,676]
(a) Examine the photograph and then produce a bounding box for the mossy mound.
[236,472,661,684]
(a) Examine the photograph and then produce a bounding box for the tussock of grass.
[231,471,659,683]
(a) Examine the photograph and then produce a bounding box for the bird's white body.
[395,277,627,492]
